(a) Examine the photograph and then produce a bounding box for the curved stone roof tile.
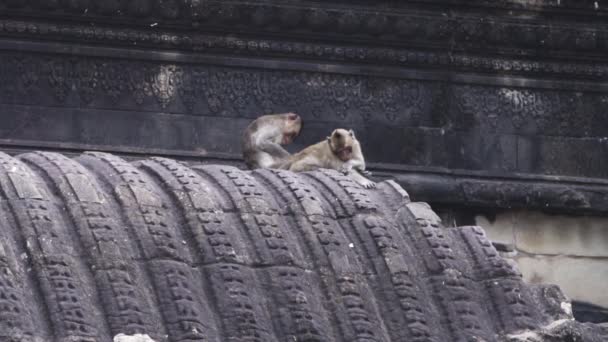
[0,151,603,342]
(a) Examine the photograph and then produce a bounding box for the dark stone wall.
[1,0,607,213]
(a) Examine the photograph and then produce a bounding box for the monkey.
[275,128,376,188]
[242,112,302,169]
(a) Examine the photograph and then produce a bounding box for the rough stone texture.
[0,150,604,341]
[477,210,608,310]
[392,172,608,215]
[114,334,156,342]
[475,212,516,247]
[1,0,608,214]
[517,256,608,309]
[478,211,608,257]
[514,213,608,257]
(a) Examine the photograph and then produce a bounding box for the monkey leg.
[288,157,320,172]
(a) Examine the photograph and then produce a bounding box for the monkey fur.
[275,128,376,188]
[242,113,302,169]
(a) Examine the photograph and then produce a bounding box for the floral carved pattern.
[2,0,607,52]
[451,85,591,137]
[0,52,604,139]
[0,53,432,124]
[2,17,607,81]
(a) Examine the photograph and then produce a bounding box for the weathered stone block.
[517,255,608,308]
[513,211,608,257]
[475,212,515,246]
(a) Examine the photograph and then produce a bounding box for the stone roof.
[0,150,604,341]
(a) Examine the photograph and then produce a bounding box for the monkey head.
[280,112,302,145]
[328,128,355,162]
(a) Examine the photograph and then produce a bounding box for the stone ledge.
[3,142,608,216]
[384,170,608,216]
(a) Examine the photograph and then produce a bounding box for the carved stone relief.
[0,52,434,125]
[0,50,606,179]
[450,85,596,138]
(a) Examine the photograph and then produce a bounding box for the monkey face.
[329,128,354,161]
[336,145,353,161]
[281,112,302,145]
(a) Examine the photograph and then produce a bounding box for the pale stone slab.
[516,255,608,307]
[475,212,515,246]
[513,211,608,257]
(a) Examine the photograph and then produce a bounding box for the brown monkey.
[242,113,302,169]
[276,128,376,188]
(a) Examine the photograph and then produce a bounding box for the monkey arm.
[350,159,372,176]
[348,169,376,189]
[258,141,291,158]
[339,158,366,175]
[349,158,366,171]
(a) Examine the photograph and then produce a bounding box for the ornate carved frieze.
[450,85,608,138]
[1,19,607,82]
[2,52,605,137]
[2,1,608,59]
[3,0,607,21]
[0,51,434,124]
[0,51,606,179]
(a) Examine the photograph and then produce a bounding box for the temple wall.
[476,211,608,317]
[1,0,607,323]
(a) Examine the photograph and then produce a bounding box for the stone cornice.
[384,170,608,216]
[2,1,608,60]
[3,141,608,215]
[3,0,608,19]
[1,19,608,83]
[386,0,608,14]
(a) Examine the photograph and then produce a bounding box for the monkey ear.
[348,129,355,137]
[326,136,331,141]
